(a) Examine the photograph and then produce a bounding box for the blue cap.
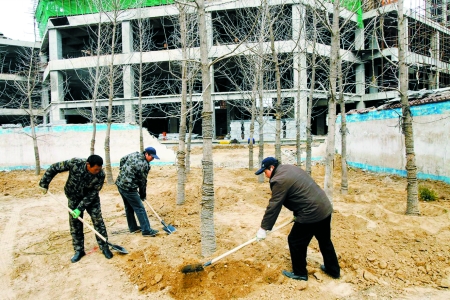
[255,157,278,175]
[144,147,160,160]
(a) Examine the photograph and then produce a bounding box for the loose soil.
[1,145,450,299]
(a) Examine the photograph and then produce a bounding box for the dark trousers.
[118,187,151,234]
[69,198,108,252]
[288,214,340,277]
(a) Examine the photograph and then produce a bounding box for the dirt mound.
[2,147,450,299]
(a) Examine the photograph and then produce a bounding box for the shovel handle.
[210,218,294,265]
[144,200,163,222]
[48,192,107,243]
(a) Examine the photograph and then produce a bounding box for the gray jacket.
[261,164,333,230]
[115,152,150,199]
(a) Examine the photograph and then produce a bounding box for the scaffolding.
[408,0,450,90]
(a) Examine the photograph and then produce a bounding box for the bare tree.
[196,0,216,256]
[322,0,341,202]
[398,0,419,215]
[9,45,43,175]
[131,9,161,152]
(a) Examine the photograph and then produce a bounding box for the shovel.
[48,192,128,254]
[181,218,294,274]
[143,200,176,234]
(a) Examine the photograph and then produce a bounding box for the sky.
[0,0,427,43]
[0,0,37,42]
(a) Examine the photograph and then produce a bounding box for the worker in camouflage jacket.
[39,154,113,263]
[115,147,160,237]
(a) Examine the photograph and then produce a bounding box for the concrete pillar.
[48,28,62,61]
[122,21,133,53]
[292,5,305,41]
[356,100,366,110]
[169,117,178,133]
[123,65,135,99]
[206,12,213,50]
[293,52,308,139]
[354,27,365,96]
[356,64,365,95]
[369,65,379,94]
[430,31,439,89]
[48,28,63,123]
[292,5,307,139]
[124,102,135,123]
[122,20,135,122]
[50,71,64,123]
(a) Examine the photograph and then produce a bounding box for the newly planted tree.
[9,45,44,175]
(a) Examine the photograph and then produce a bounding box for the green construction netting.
[35,0,173,38]
[340,0,364,28]
[35,0,364,39]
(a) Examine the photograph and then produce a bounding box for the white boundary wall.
[335,101,450,183]
[0,123,176,170]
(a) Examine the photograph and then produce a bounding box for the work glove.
[39,186,48,195]
[70,209,81,219]
[256,228,267,241]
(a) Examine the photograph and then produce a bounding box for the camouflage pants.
[68,197,108,252]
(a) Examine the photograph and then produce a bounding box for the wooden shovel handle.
[143,200,163,222]
[48,191,107,243]
[210,218,294,265]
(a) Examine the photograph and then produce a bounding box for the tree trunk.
[257,1,267,183]
[197,0,216,257]
[104,20,117,185]
[177,5,188,205]
[138,21,144,152]
[398,0,419,215]
[295,53,302,167]
[324,0,341,202]
[27,47,40,175]
[305,13,317,176]
[339,64,348,195]
[90,21,102,155]
[268,12,282,163]
[248,80,257,170]
[186,94,194,174]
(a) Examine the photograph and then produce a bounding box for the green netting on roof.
[35,0,173,38]
[338,0,364,28]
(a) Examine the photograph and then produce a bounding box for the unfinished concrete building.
[0,34,42,125]
[2,0,450,139]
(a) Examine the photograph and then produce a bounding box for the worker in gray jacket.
[254,157,340,281]
[115,147,159,237]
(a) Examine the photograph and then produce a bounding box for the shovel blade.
[108,242,128,254]
[181,263,204,274]
[161,221,176,234]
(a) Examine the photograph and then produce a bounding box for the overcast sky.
[0,0,427,43]
[0,0,36,41]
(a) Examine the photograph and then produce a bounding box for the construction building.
[0,34,42,125]
[1,0,449,139]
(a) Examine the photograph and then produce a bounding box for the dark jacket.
[115,151,150,199]
[39,158,105,211]
[261,164,333,230]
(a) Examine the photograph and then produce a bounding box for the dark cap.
[144,147,160,159]
[255,157,278,175]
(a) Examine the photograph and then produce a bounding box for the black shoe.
[130,227,141,234]
[142,228,159,237]
[282,270,308,281]
[320,265,340,279]
[102,247,113,259]
[71,250,86,263]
